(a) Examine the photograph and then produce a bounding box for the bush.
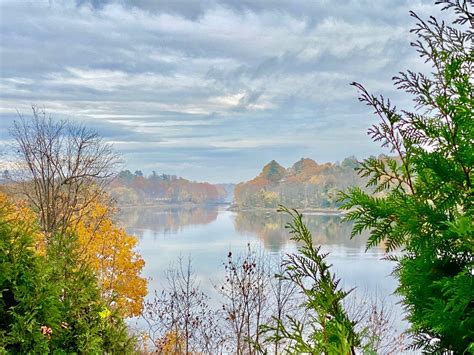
[0,195,136,353]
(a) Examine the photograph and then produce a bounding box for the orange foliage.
[234,161,285,207]
[73,202,147,317]
[0,192,35,225]
[155,330,185,354]
[234,157,363,209]
[0,191,147,317]
[0,192,44,250]
[111,171,226,204]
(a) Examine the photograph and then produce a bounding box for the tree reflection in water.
[119,205,374,252]
[118,205,218,236]
[233,210,371,252]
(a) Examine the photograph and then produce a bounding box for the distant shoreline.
[117,201,229,209]
[117,202,230,209]
[227,206,345,215]
[117,202,346,215]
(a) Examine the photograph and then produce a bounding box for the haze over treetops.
[235,156,364,209]
[108,156,368,209]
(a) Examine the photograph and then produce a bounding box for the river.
[119,204,406,333]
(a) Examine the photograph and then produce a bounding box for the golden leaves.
[0,192,46,252]
[73,202,147,317]
[1,191,147,318]
[156,330,185,354]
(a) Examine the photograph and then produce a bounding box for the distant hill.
[109,170,231,206]
[234,156,365,209]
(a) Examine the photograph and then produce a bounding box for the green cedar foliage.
[46,232,137,354]
[0,201,136,353]
[0,203,61,353]
[261,206,361,354]
[339,1,473,352]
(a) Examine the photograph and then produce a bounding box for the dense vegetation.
[0,193,136,353]
[0,111,146,352]
[1,0,471,353]
[110,170,230,205]
[234,157,365,209]
[340,1,473,352]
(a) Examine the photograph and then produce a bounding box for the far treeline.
[110,157,366,209]
[109,170,231,205]
[0,0,472,354]
[234,157,367,210]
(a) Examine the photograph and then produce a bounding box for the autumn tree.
[0,192,136,353]
[234,158,366,209]
[9,107,146,319]
[74,202,147,318]
[110,171,226,205]
[339,1,473,352]
[11,106,119,235]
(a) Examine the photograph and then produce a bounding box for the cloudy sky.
[0,0,439,182]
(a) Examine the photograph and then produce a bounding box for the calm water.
[120,205,405,331]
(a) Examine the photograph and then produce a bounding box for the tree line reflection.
[119,206,373,252]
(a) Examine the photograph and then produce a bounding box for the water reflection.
[233,210,370,252]
[119,205,390,296]
[121,205,404,332]
[119,205,373,253]
[118,205,218,236]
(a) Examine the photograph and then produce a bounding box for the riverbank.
[228,206,346,215]
[116,201,229,209]
[117,202,347,216]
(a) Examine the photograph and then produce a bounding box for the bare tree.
[344,291,407,354]
[217,244,270,355]
[10,106,119,235]
[265,256,299,354]
[142,257,223,354]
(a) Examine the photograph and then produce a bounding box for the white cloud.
[0,0,442,181]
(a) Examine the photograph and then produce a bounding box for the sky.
[0,0,440,183]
